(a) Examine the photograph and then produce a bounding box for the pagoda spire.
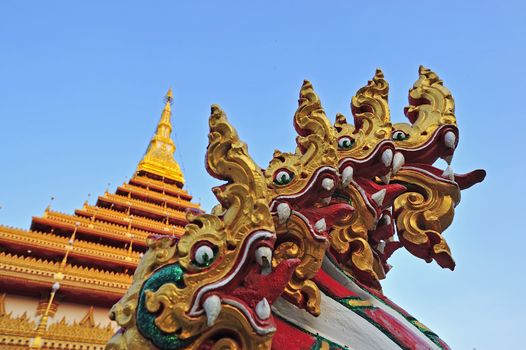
[136,88,185,185]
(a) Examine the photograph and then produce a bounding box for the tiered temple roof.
[0,89,201,349]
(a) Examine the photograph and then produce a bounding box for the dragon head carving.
[106,105,299,350]
[264,80,354,316]
[390,66,486,269]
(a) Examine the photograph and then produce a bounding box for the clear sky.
[0,1,524,349]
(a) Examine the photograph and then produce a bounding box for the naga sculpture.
[105,67,485,350]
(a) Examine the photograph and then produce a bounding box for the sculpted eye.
[273,169,294,186]
[392,130,410,141]
[194,244,215,267]
[338,136,355,150]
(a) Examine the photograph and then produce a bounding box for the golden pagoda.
[0,89,201,349]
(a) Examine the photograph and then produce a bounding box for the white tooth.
[321,196,331,205]
[371,189,386,206]
[342,166,354,187]
[203,295,221,326]
[322,178,335,191]
[276,203,291,224]
[386,206,393,215]
[442,165,455,181]
[381,149,393,167]
[444,131,456,149]
[381,173,391,184]
[377,241,386,254]
[442,155,453,165]
[382,214,392,226]
[392,152,405,174]
[314,218,326,233]
[255,298,271,320]
[255,246,272,267]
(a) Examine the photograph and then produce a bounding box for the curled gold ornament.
[393,168,460,269]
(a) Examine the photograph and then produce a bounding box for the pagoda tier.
[0,88,201,349]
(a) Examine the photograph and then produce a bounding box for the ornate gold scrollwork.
[393,168,460,269]
[266,80,338,316]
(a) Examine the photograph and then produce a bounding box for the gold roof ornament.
[136,88,185,185]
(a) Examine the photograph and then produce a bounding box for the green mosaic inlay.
[136,263,191,349]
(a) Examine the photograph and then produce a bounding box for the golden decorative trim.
[77,205,186,235]
[130,175,192,200]
[0,226,140,267]
[100,193,187,221]
[119,183,200,209]
[0,252,132,294]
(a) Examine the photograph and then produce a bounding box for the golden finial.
[165,87,174,105]
[136,88,185,185]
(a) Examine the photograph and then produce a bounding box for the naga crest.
[264,81,354,316]
[328,67,485,289]
[105,67,485,350]
[106,106,298,350]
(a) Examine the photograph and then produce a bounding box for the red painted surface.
[313,268,360,299]
[363,308,431,350]
[272,317,316,350]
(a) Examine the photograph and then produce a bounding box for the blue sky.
[0,1,524,348]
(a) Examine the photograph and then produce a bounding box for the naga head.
[390,66,486,270]
[329,70,406,290]
[264,81,354,316]
[107,105,299,350]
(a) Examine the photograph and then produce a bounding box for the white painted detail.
[381,149,394,167]
[381,213,391,226]
[321,257,442,350]
[444,131,456,149]
[371,189,386,206]
[442,165,455,181]
[272,295,400,350]
[342,166,354,187]
[277,202,291,224]
[314,218,327,233]
[380,173,391,184]
[255,298,271,320]
[392,152,405,174]
[442,154,453,165]
[255,246,272,268]
[321,196,332,205]
[203,295,221,326]
[377,241,386,254]
[322,178,335,191]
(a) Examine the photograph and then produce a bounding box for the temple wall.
[3,293,115,328]
[4,294,39,321]
[54,301,114,327]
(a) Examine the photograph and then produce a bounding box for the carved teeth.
[342,166,354,187]
[255,246,272,272]
[276,203,291,224]
[381,172,391,184]
[392,152,405,174]
[371,189,386,206]
[322,178,335,191]
[321,196,331,205]
[381,149,393,167]
[444,131,456,149]
[442,165,455,181]
[255,298,271,320]
[314,218,327,233]
[376,241,386,254]
[203,295,221,326]
[381,213,391,226]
